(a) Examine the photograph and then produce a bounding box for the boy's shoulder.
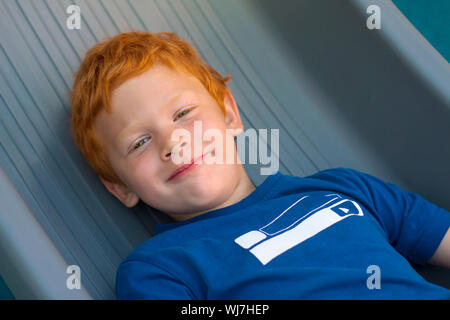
[283,166,375,195]
[120,231,172,264]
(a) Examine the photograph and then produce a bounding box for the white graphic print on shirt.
[234,194,364,265]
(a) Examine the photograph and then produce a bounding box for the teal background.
[392,0,450,62]
[0,275,14,300]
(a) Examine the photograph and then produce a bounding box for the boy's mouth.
[167,153,207,182]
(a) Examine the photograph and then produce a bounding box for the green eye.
[175,108,192,120]
[133,137,150,150]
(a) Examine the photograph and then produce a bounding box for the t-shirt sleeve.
[116,259,197,300]
[319,168,450,266]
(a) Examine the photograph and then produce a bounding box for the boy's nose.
[161,140,188,162]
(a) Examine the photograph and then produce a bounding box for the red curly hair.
[70,31,231,186]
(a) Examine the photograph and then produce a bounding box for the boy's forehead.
[111,64,201,108]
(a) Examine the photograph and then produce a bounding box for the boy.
[70,31,450,299]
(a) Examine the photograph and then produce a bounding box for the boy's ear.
[99,176,139,208]
[223,88,244,135]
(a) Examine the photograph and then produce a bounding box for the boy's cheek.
[123,156,161,188]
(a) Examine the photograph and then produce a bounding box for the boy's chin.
[139,161,247,220]
[162,166,243,218]
[158,193,231,221]
[178,178,235,211]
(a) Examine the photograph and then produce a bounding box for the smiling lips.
[167,154,206,182]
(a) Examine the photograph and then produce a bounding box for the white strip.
[250,200,363,265]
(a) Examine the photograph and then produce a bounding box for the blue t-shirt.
[116,168,450,299]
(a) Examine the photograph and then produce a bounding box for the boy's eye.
[132,137,150,151]
[174,107,194,121]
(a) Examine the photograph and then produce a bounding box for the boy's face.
[94,64,251,220]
